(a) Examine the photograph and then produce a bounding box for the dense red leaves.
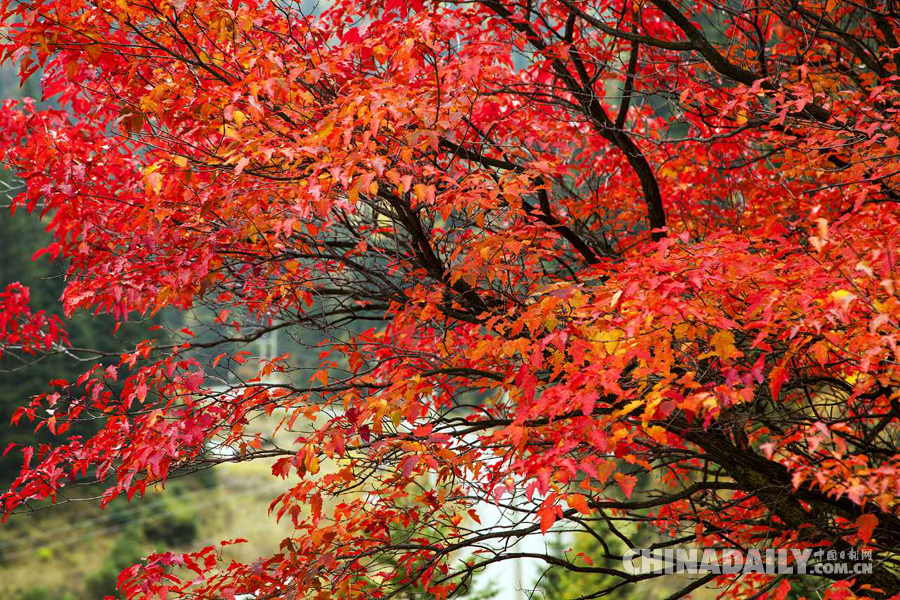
[0,282,66,358]
[1,0,900,597]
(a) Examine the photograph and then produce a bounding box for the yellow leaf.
[609,290,623,308]
[830,289,855,305]
[595,329,622,355]
[646,426,668,445]
[673,322,692,340]
[413,184,427,203]
[316,117,334,140]
[710,330,741,361]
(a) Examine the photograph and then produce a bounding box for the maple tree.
[1,0,900,597]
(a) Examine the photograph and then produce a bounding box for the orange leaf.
[614,473,637,498]
[539,506,556,534]
[312,370,329,386]
[856,513,877,544]
[567,493,591,515]
[597,460,616,484]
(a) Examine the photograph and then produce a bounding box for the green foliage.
[141,496,198,547]
[454,570,499,600]
[533,534,630,600]
[15,586,76,600]
[83,527,145,599]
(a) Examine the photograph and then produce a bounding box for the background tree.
[0,178,168,483]
[1,0,900,598]
[533,535,629,600]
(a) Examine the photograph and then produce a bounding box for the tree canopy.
[1,0,900,597]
